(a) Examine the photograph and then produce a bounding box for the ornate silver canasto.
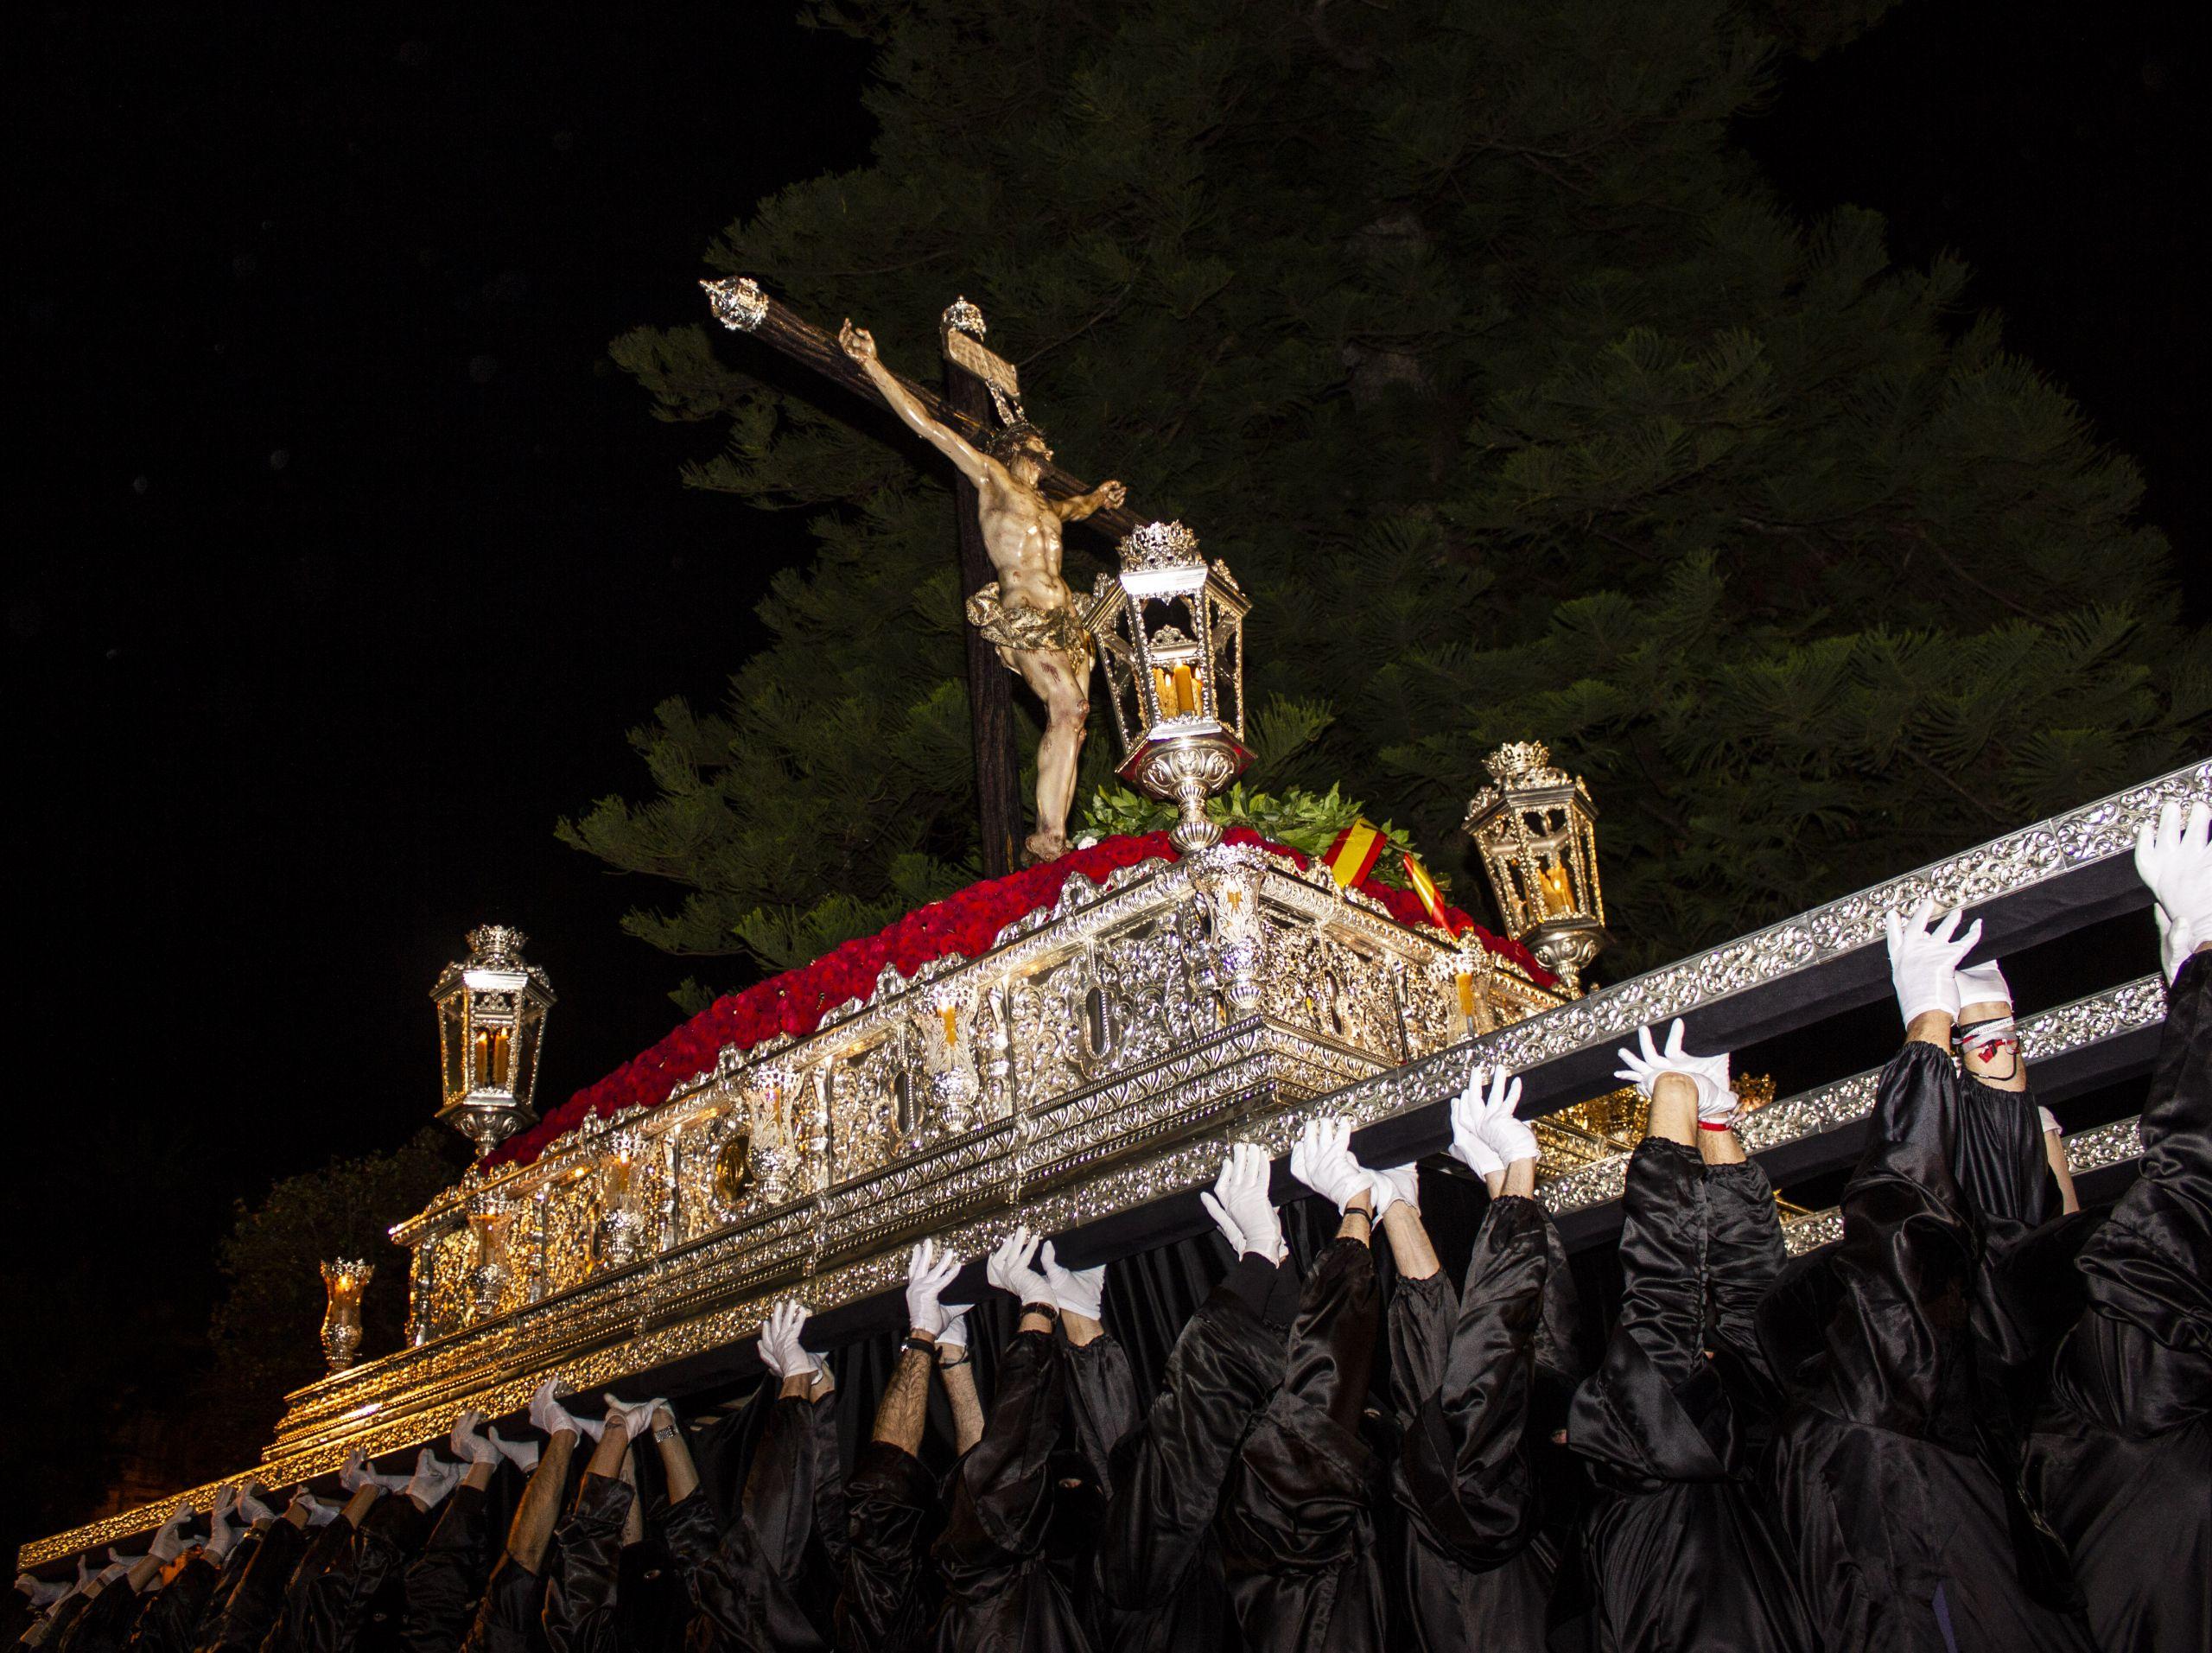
[23,758,2210,1567]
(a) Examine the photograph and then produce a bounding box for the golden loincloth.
[964,582,1095,676]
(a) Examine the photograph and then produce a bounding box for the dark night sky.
[3,0,2197,1532]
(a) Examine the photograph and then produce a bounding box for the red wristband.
[1697,1120,1733,1132]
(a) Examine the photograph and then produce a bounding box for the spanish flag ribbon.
[1323,818,1386,889]
[1401,851,1458,934]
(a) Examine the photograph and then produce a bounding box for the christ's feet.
[1022,830,1070,866]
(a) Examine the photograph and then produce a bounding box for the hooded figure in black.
[669,1306,853,1653]
[1208,1118,1389,1653]
[1760,904,2092,1652]
[2022,810,2212,1653]
[1063,1146,1292,1652]
[1564,1020,1813,1653]
[1382,1069,1591,1653]
[271,1453,471,1653]
[918,1227,1093,1653]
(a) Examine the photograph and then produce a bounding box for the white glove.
[448,1411,499,1466]
[338,1448,406,1495]
[147,1502,193,1563]
[2136,799,2212,956]
[753,1300,821,1381]
[529,1379,602,1442]
[95,1557,136,1587]
[486,1428,539,1472]
[1199,1142,1285,1262]
[201,1489,238,1562]
[904,1240,963,1338]
[1474,1074,1541,1167]
[1039,1240,1106,1320]
[235,1484,276,1525]
[1885,902,1985,1025]
[606,1389,664,1442]
[2038,1104,2063,1137]
[1367,1163,1420,1217]
[1955,959,2012,1011]
[1288,1116,1370,1211]
[18,1576,67,1609]
[289,1489,340,1529]
[403,1450,461,1510]
[986,1226,1056,1309]
[71,1555,96,1595]
[2154,903,2200,987]
[1614,1020,1737,1125]
[1450,1070,1508,1181]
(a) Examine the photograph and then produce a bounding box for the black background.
[4,0,2197,1554]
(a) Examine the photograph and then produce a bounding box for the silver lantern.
[1462,742,1608,996]
[431,925,556,1154]
[1084,521,1251,850]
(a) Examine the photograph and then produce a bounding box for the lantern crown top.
[942,296,986,338]
[1119,520,1202,569]
[465,925,529,968]
[1483,741,1568,789]
[321,1258,374,1285]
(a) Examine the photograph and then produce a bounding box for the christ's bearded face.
[1007,435,1051,481]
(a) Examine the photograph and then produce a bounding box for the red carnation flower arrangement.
[485,833,1548,1170]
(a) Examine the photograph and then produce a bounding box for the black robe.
[128,1561,221,1653]
[457,1560,543,1653]
[927,1328,1091,1653]
[1390,1195,1585,1653]
[1567,1139,1812,1653]
[1214,1237,1386,1653]
[833,1442,938,1653]
[542,1478,629,1653]
[276,1497,431,1653]
[2024,950,2212,1650]
[200,1518,308,1653]
[38,1594,95,1653]
[194,1536,265,1653]
[400,1488,486,1653]
[57,1582,146,1653]
[1065,1253,1287,1652]
[1762,1041,2093,1651]
[668,1391,846,1653]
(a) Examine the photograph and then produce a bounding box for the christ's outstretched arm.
[839,320,994,487]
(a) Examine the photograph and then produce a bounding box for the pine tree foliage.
[575,0,2208,989]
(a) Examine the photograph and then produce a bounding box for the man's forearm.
[1379,1203,1441,1281]
[505,1430,576,1575]
[938,1349,985,1454]
[871,1345,933,1453]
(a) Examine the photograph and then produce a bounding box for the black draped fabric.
[1763,1041,2092,1652]
[282,1497,430,1653]
[927,1327,1091,1653]
[40,1594,95,1653]
[1391,1195,1586,1653]
[457,1561,543,1653]
[257,1516,357,1653]
[1070,1254,1285,1653]
[1567,1140,1811,1653]
[402,1488,487,1653]
[668,1389,831,1646]
[541,1477,628,1653]
[129,1561,220,1653]
[195,1537,264,1652]
[200,1517,308,1653]
[2024,950,2212,1651]
[833,1444,938,1653]
[57,1583,145,1653]
[1214,1237,1384,1653]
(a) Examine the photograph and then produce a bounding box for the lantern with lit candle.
[431,926,556,1154]
[320,1259,373,1372]
[1084,522,1252,850]
[1461,741,1609,996]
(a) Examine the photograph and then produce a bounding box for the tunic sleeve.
[400,1486,486,1653]
[1396,1195,1553,1567]
[934,1330,1061,1569]
[538,1477,629,1653]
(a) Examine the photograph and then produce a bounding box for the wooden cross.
[702,277,1144,876]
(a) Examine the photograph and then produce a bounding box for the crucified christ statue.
[840,318,1125,863]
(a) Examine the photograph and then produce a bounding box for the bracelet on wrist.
[1022,1300,1061,1323]
[937,1349,972,1368]
[899,1334,937,1359]
[1697,1120,1733,1132]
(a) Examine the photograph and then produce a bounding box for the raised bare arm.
[839,320,993,487]
[1053,478,1125,523]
